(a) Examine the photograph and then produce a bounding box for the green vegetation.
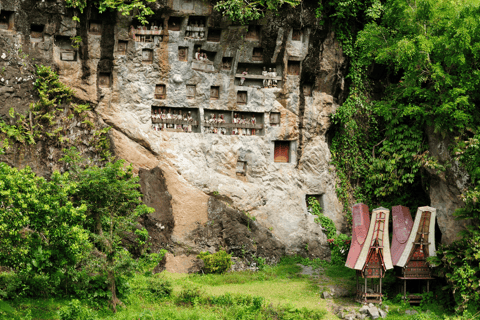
[308,197,350,265]
[197,250,234,274]
[64,0,155,24]
[214,0,300,24]
[0,65,110,158]
[0,151,161,312]
[1,256,471,319]
[211,0,480,313]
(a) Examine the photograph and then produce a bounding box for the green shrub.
[176,283,205,305]
[308,197,351,265]
[146,276,172,299]
[197,250,233,274]
[58,299,97,320]
[0,272,21,299]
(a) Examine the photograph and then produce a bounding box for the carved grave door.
[186,85,196,99]
[237,91,247,104]
[178,47,188,61]
[274,141,290,163]
[270,112,280,125]
[142,49,153,63]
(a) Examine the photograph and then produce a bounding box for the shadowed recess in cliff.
[139,167,175,257]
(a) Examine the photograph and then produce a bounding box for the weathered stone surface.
[189,197,290,263]
[359,305,369,314]
[378,308,387,319]
[0,0,354,271]
[426,126,469,244]
[367,306,379,319]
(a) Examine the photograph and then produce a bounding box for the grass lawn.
[0,257,466,319]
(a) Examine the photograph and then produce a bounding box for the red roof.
[345,203,370,269]
[391,205,413,265]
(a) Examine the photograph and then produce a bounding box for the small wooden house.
[346,204,393,303]
[392,205,436,303]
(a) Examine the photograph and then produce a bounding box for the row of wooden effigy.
[345,204,436,304]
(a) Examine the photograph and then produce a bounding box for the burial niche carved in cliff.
[155,84,166,99]
[30,25,44,42]
[207,29,221,42]
[168,17,183,31]
[142,49,153,63]
[89,21,102,35]
[236,91,247,104]
[186,85,196,99]
[55,36,76,61]
[117,40,128,55]
[274,141,291,163]
[98,73,111,88]
[270,112,280,127]
[210,86,220,100]
[222,57,233,70]
[288,61,301,75]
[0,11,14,30]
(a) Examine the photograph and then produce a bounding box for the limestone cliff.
[0,0,349,271]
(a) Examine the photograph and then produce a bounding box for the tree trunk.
[107,267,121,313]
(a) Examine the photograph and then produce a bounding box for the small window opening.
[186,85,196,99]
[270,112,280,126]
[237,91,247,104]
[274,141,290,163]
[0,11,14,30]
[178,47,188,61]
[288,61,301,75]
[98,73,111,88]
[207,29,221,42]
[30,24,44,42]
[245,25,260,41]
[155,84,166,99]
[89,21,102,34]
[210,86,220,99]
[142,49,153,63]
[252,48,263,61]
[303,83,313,96]
[222,57,233,70]
[117,40,128,54]
[168,17,183,31]
[236,160,247,176]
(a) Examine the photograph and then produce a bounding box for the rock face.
[426,126,468,244]
[0,0,347,270]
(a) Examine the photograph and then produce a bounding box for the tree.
[61,148,154,312]
[64,0,156,24]
[0,163,90,287]
[214,0,300,24]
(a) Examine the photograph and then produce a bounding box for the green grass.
[0,256,473,320]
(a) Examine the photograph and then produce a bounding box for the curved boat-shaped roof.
[354,207,393,271]
[396,206,437,267]
[345,203,370,269]
[391,205,414,265]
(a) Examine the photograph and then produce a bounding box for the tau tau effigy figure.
[195,48,201,60]
[262,67,268,87]
[187,111,193,132]
[272,68,278,87]
[240,115,247,135]
[240,68,248,86]
[161,109,166,120]
[267,68,273,87]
